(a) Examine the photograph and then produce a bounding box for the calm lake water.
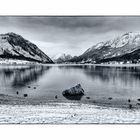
[1,64,140,101]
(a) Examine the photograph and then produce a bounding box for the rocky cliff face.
[70,32,140,63]
[0,32,53,63]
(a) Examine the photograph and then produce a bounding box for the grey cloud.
[0,16,140,57]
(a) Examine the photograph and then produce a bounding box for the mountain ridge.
[69,32,140,64]
[0,32,53,63]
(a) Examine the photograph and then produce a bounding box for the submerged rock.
[62,84,84,96]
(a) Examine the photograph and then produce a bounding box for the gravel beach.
[0,94,140,124]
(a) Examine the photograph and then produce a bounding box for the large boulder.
[62,84,84,96]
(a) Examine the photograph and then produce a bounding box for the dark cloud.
[0,16,140,57]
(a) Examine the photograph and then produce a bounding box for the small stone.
[24,94,28,97]
[74,113,76,116]
[33,87,36,89]
[129,104,132,109]
[128,99,131,102]
[55,95,58,99]
[28,86,31,88]
[108,97,112,100]
[16,91,19,94]
[137,99,140,101]
[86,97,90,99]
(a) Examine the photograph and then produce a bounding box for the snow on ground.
[0,102,140,124]
[0,58,40,65]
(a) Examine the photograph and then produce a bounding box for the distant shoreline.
[42,63,140,67]
[1,61,140,67]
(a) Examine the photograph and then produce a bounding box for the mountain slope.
[70,32,140,63]
[53,53,72,63]
[0,32,53,63]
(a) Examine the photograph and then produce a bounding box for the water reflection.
[1,64,140,100]
[0,65,51,88]
[2,69,14,78]
[58,65,140,86]
[12,66,51,88]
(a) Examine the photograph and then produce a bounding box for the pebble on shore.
[129,104,132,109]
[128,99,131,102]
[24,94,28,97]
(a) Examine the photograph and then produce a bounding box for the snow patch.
[0,103,140,123]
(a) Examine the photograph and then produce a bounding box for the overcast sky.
[0,16,140,58]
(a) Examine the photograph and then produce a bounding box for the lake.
[1,64,140,102]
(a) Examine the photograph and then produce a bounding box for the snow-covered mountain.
[53,53,72,63]
[70,32,140,63]
[0,32,53,63]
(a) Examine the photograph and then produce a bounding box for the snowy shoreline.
[0,95,139,123]
[0,102,140,124]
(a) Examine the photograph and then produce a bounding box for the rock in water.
[62,84,84,96]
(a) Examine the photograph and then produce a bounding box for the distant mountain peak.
[5,32,21,36]
[53,53,72,63]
